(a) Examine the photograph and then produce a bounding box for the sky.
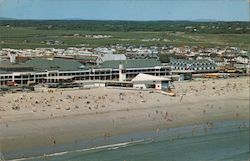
[0,0,249,21]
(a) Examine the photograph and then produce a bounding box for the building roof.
[170,58,212,64]
[100,54,126,62]
[100,59,162,69]
[0,61,33,74]
[25,58,85,71]
[234,64,248,69]
[55,55,98,61]
[0,63,32,69]
[238,54,250,59]
[131,73,170,82]
[211,57,224,62]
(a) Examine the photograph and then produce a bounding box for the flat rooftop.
[100,59,162,69]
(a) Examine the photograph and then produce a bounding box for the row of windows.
[172,63,213,66]
[1,71,170,84]
[0,76,12,79]
[173,67,216,70]
[0,67,170,81]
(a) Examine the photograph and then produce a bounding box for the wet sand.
[0,77,249,159]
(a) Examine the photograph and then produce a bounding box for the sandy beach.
[0,77,249,159]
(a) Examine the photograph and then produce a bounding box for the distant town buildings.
[0,45,249,87]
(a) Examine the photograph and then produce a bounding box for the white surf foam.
[9,139,145,161]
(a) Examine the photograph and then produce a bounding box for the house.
[236,55,249,64]
[210,57,225,67]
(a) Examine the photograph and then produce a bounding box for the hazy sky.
[0,0,249,21]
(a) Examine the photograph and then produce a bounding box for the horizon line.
[1,17,250,22]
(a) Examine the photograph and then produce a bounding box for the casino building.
[0,58,171,85]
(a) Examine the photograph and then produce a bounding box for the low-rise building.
[235,55,249,64]
[96,53,126,65]
[0,59,171,86]
[210,57,225,67]
[131,73,171,91]
[170,59,218,74]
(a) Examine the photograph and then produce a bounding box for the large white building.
[131,73,171,91]
[0,58,171,86]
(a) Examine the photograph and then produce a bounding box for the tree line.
[0,20,249,34]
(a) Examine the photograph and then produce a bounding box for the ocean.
[7,120,250,161]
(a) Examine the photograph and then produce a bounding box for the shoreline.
[6,119,250,160]
[0,77,249,159]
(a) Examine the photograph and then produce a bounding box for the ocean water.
[7,120,250,161]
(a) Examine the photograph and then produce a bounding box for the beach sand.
[0,77,249,158]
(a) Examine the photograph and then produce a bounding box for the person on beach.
[204,127,207,134]
[52,137,56,146]
[156,128,160,135]
[180,95,183,102]
[192,127,196,136]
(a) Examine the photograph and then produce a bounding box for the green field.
[0,21,249,49]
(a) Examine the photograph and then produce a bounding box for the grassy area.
[0,26,249,49]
